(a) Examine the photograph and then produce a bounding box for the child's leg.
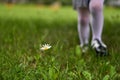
[77,8,90,47]
[89,0,104,42]
[89,0,109,56]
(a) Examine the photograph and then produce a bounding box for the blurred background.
[0,0,120,6]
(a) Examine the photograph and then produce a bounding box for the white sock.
[77,9,90,47]
[89,0,104,42]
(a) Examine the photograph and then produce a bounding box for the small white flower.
[40,44,52,51]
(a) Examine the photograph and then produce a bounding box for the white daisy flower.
[40,44,52,51]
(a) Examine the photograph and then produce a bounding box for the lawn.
[0,4,120,80]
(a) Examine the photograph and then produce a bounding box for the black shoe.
[91,39,109,56]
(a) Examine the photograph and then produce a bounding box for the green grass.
[0,5,120,80]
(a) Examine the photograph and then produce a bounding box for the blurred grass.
[0,4,120,80]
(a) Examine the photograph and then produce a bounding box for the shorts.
[72,0,90,10]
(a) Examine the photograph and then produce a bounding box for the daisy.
[40,44,52,51]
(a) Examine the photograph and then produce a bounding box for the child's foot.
[91,39,109,56]
[80,44,89,54]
